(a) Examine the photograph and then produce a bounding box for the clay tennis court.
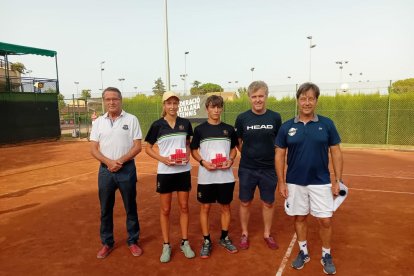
[0,141,413,276]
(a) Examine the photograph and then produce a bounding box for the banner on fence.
[177,95,208,119]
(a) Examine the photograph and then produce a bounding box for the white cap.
[162,91,179,102]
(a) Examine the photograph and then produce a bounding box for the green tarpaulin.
[0,42,56,57]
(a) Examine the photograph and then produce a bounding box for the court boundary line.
[343,173,414,180]
[0,171,96,197]
[349,187,414,195]
[275,233,297,276]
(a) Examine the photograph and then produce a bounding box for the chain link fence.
[59,81,413,146]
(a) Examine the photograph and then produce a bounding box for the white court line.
[0,170,96,197]
[349,187,414,195]
[275,233,297,276]
[343,173,414,180]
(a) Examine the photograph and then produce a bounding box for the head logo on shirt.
[123,125,129,130]
[223,130,229,136]
[179,125,184,130]
[288,127,297,136]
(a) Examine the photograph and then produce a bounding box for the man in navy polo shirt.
[235,81,282,250]
[275,82,343,275]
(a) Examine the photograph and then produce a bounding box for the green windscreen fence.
[0,92,60,144]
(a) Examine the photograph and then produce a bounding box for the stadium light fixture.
[100,61,105,91]
[74,81,79,97]
[307,36,316,81]
[335,60,349,84]
[118,78,125,91]
[184,51,190,95]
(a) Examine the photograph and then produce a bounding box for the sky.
[2,0,413,99]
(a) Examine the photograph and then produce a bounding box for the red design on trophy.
[169,148,187,165]
[210,152,227,168]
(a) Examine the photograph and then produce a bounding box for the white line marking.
[0,170,96,197]
[349,187,414,195]
[276,233,297,276]
[343,173,414,180]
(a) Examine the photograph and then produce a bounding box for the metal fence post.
[385,80,392,144]
[294,83,298,117]
[72,94,76,137]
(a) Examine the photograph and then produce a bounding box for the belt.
[101,159,134,169]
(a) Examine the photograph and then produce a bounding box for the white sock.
[322,247,331,257]
[298,240,308,255]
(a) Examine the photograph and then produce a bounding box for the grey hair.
[247,81,269,97]
[102,87,122,99]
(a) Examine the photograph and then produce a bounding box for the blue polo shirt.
[275,114,341,185]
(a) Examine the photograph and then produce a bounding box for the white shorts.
[284,183,334,218]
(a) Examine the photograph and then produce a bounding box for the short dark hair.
[102,87,122,99]
[296,82,320,99]
[205,95,224,108]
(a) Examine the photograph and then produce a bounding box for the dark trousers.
[98,161,140,246]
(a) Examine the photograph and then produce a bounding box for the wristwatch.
[199,159,204,167]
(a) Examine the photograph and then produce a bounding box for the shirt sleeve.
[235,115,243,139]
[145,121,159,145]
[275,124,288,148]
[327,120,341,146]
[190,126,200,150]
[132,116,142,140]
[230,126,238,149]
[187,120,194,139]
[89,117,101,142]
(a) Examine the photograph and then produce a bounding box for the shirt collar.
[104,110,125,119]
[294,114,319,123]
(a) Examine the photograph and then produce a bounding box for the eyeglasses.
[298,97,316,103]
[104,98,121,102]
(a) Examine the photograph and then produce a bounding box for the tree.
[10,62,26,73]
[192,80,201,88]
[190,80,202,95]
[238,87,248,97]
[198,83,223,94]
[152,77,166,96]
[81,89,91,99]
[390,78,414,94]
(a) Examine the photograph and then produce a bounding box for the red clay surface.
[0,141,413,276]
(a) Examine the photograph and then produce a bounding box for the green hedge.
[122,93,414,146]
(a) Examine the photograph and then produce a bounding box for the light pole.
[335,60,349,83]
[100,61,105,90]
[118,78,125,91]
[74,81,79,97]
[307,36,316,81]
[25,69,33,78]
[183,51,189,95]
[250,67,255,81]
[134,86,138,94]
[228,81,238,91]
[164,0,171,90]
[180,74,186,94]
